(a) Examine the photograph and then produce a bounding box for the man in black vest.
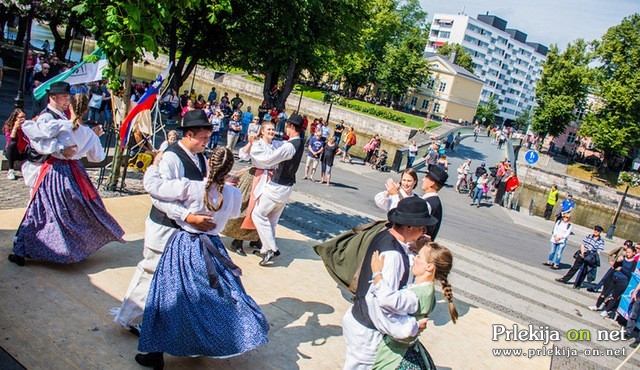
[114,109,217,335]
[342,197,437,368]
[20,81,80,189]
[251,114,305,266]
[421,165,448,241]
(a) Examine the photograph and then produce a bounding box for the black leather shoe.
[128,326,140,337]
[252,249,262,256]
[8,254,25,266]
[555,278,567,283]
[259,251,274,266]
[249,239,262,249]
[231,239,246,256]
[236,247,247,256]
[274,250,281,257]
[135,352,164,369]
[631,341,639,349]
[587,288,598,293]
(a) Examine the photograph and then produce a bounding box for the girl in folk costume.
[223,121,283,256]
[8,94,125,266]
[368,243,458,370]
[374,168,420,211]
[136,147,269,369]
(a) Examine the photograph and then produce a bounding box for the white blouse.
[143,165,241,235]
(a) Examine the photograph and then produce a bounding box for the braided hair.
[71,94,89,131]
[203,147,234,212]
[427,242,459,324]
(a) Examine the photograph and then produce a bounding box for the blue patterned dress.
[138,181,269,357]
[13,160,125,263]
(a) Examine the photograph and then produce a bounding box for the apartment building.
[425,13,548,123]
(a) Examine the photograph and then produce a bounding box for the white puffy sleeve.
[85,129,106,162]
[21,116,74,154]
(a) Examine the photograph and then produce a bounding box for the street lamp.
[324,92,336,124]
[296,86,304,112]
[14,16,33,109]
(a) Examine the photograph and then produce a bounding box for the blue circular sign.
[525,150,539,165]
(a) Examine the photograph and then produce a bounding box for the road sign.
[525,150,539,165]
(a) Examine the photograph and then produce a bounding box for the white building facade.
[425,13,548,123]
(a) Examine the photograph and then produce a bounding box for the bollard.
[529,199,534,216]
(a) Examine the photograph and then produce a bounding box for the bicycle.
[457,174,473,194]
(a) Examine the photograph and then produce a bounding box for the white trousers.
[342,307,379,370]
[252,195,287,254]
[113,244,162,329]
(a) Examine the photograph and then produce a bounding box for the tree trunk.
[14,16,27,47]
[263,70,279,107]
[274,58,297,111]
[106,58,134,190]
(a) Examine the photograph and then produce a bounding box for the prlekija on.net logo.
[492,324,627,345]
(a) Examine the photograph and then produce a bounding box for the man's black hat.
[426,165,448,185]
[287,114,304,127]
[177,110,212,130]
[48,81,71,95]
[387,197,437,227]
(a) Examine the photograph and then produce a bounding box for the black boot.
[8,254,25,266]
[135,352,164,369]
[249,239,262,249]
[232,239,246,256]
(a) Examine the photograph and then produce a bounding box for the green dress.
[373,284,436,370]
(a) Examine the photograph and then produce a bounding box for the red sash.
[33,157,99,201]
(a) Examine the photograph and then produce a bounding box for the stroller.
[372,150,389,172]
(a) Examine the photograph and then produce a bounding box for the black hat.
[426,165,448,185]
[594,225,604,232]
[287,114,304,127]
[177,110,212,130]
[48,81,71,95]
[387,197,438,227]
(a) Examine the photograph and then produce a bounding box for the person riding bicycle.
[455,159,471,193]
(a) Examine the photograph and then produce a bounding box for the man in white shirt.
[251,114,305,266]
[342,197,436,369]
[114,110,217,335]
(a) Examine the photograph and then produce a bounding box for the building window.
[438,82,447,92]
[421,100,429,110]
[410,96,418,106]
[425,78,435,90]
[440,31,451,38]
[567,132,577,144]
[433,102,441,113]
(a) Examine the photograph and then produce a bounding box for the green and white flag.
[33,48,107,101]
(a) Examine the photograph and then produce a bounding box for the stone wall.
[143,53,415,144]
[520,164,640,214]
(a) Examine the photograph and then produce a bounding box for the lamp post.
[296,87,304,112]
[324,92,335,124]
[14,16,33,109]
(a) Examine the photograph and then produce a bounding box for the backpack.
[313,220,389,294]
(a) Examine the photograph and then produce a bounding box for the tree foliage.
[474,95,499,126]
[376,0,430,103]
[579,14,640,164]
[513,107,532,131]
[531,40,591,142]
[226,0,370,110]
[436,42,474,72]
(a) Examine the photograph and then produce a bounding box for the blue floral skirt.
[13,159,125,263]
[138,231,269,357]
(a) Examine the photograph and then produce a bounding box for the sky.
[419,0,640,49]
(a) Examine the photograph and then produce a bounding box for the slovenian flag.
[119,62,172,148]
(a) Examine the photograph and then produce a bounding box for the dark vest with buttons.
[351,230,411,330]
[148,142,207,228]
[425,195,442,241]
[26,107,65,163]
[272,136,304,187]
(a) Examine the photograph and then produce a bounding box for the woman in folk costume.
[223,121,283,256]
[368,243,458,370]
[374,168,420,212]
[8,93,125,266]
[136,147,269,369]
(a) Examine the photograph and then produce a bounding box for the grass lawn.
[566,163,640,197]
[293,86,440,130]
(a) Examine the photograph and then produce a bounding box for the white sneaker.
[588,305,600,311]
[6,169,15,180]
[600,310,609,317]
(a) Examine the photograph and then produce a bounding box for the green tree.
[513,107,532,131]
[436,42,474,72]
[474,95,499,126]
[531,40,591,144]
[579,14,640,166]
[376,0,430,104]
[74,0,172,189]
[226,0,370,110]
